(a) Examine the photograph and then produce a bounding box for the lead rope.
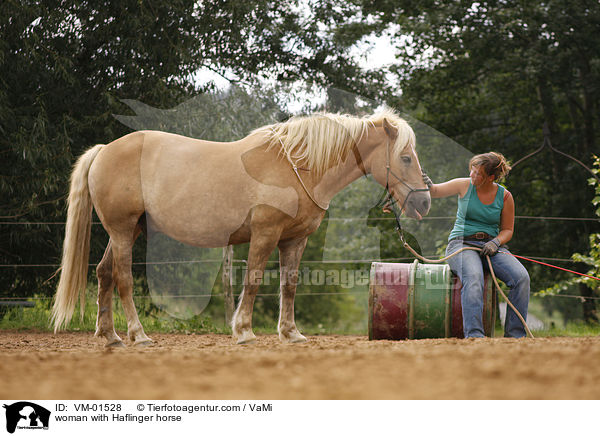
[394,219,535,339]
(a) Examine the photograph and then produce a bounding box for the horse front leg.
[232,230,280,344]
[278,236,308,343]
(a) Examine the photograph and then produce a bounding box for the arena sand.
[1,332,600,399]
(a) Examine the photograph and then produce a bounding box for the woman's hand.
[480,238,501,257]
[422,170,433,189]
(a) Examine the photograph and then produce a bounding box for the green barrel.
[369,260,496,340]
[411,260,453,338]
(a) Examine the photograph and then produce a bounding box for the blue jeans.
[446,239,530,338]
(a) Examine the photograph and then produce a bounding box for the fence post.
[222,245,235,325]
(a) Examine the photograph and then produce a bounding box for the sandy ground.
[1,331,600,400]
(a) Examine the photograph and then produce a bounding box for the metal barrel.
[368,260,496,340]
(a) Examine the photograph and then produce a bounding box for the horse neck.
[313,129,383,205]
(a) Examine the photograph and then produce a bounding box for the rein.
[400,236,535,338]
[289,160,330,211]
[272,130,329,211]
[385,185,535,337]
[378,159,535,337]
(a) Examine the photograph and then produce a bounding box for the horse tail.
[52,144,104,333]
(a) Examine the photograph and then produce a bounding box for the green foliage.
[344,0,600,323]
[3,0,600,332]
[0,0,369,301]
[538,156,600,322]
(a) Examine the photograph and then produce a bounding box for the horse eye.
[401,156,412,164]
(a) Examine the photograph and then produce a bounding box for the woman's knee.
[505,261,530,288]
[460,275,485,301]
[514,270,530,292]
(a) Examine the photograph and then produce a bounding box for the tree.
[540,156,600,323]
[334,0,600,322]
[0,0,372,300]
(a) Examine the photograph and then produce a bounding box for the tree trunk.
[580,282,598,325]
[536,76,560,181]
[579,59,596,160]
[567,93,584,156]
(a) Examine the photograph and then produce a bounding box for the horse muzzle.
[403,191,431,220]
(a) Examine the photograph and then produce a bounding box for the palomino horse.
[52,109,431,346]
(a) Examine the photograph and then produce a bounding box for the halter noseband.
[375,137,430,242]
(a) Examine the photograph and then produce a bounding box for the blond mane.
[253,109,415,177]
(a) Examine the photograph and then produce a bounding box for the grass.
[530,323,600,337]
[2,292,599,338]
[0,293,227,334]
[0,289,366,336]
[491,323,600,338]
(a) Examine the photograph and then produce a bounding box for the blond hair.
[253,109,414,177]
[469,152,511,181]
[52,144,105,331]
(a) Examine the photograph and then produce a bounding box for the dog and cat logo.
[2,402,50,433]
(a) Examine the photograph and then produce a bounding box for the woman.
[427,152,530,338]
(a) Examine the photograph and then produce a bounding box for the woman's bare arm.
[497,190,515,245]
[429,178,470,199]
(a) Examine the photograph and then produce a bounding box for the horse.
[51,109,431,346]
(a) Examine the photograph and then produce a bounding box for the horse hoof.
[233,327,257,344]
[235,333,257,345]
[105,340,126,348]
[236,337,257,345]
[133,339,153,347]
[279,330,307,343]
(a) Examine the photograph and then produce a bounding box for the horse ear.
[382,118,398,141]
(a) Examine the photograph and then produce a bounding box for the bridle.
[375,138,430,241]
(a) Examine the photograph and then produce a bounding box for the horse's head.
[370,117,431,220]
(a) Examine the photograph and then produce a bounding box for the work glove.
[422,170,433,189]
[480,238,501,257]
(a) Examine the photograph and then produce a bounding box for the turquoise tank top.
[448,182,505,241]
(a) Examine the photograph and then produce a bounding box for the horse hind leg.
[112,225,152,347]
[95,239,125,347]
